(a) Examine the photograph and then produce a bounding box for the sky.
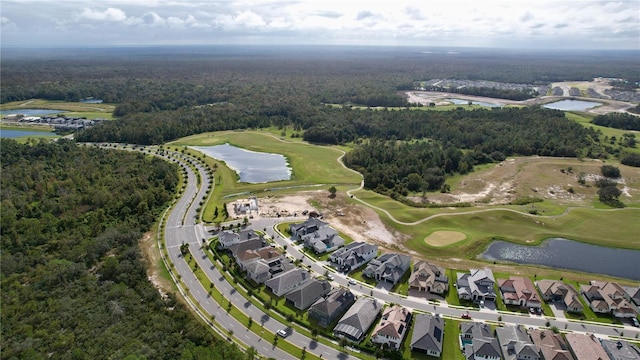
[1,0,639,49]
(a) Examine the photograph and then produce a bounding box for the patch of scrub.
[424,231,466,247]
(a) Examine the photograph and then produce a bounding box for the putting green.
[424,231,467,247]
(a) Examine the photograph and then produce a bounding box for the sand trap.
[424,231,466,247]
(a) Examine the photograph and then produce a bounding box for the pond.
[543,100,601,111]
[445,98,502,107]
[481,238,640,280]
[1,129,57,138]
[193,144,291,183]
[1,109,64,116]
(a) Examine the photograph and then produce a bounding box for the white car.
[327,274,334,281]
[277,329,290,338]
[348,278,356,285]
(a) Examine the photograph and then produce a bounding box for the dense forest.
[592,113,640,131]
[0,139,246,360]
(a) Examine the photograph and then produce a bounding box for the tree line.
[591,113,640,131]
[0,139,247,360]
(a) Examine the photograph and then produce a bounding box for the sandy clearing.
[424,231,466,247]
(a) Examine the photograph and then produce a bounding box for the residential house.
[363,253,411,285]
[498,276,542,309]
[456,268,497,303]
[285,278,332,310]
[536,280,583,313]
[309,287,355,327]
[529,329,575,360]
[370,305,412,350]
[264,268,310,297]
[495,325,539,360]
[329,242,378,273]
[235,246,283,271]
[228,238,263,258]
[459,322,501,360]
[623,286,640,307]
[409,260,449,295]
[564,333,609,360]
[600,339,640,360]
[581,281,639,318]
[217,229,261,249]
[243,247,291,284]
[333,297,381,342]
[290,218,345,254]
[410,313,444,357]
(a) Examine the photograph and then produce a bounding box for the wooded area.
[0,140,246,360]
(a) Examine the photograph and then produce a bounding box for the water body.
[481,238,640,280]
[543,100,601,111]
[193,144,291,183]
[446,98,502,107]
[1,129,56,138]
[1,109,64,116]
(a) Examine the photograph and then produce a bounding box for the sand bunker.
[424,231,466,247]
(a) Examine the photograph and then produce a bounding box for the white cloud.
[79,7,127,22]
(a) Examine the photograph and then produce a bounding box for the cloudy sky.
[1,0,638,49]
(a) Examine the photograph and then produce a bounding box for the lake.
[1,109,64,116]
[1,129,57,138]
[481,238,640,280]
[446,98,502,107]
[193,144,291,183]
[543,100,601,111]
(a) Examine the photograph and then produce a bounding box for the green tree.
[328,186,337,198]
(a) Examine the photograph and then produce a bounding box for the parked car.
[632,318,639,327]
[277,329,291,338]
[461,312,471,319]
[348,278,356,285]
[327,274,334,281]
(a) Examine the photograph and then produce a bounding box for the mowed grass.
[566,112,640,154]
[1,99,115,119]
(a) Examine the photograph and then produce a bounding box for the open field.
[1,99,115,119]
[565,112,640,154]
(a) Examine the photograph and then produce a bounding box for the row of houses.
[462,323,640,360]
[8,114,106,132]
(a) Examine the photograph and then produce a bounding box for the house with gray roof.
[410,313,444,357]
[309,287,355,328]
[370,305,412,350]
[228,238,263,258]
[409,260,449,295]
[529,329,575,360]
[600,339,640,360]
[460,322,501,360]
[329,242,378,273]
[333,297,381,342]
[624,286,640,307]
[264,268,310,297]
[290,217,346,253]
[217,229,261,250]
[495,325,539,360]
[457,268,496,303]
[363,253,411,285]
[285,278,332,310]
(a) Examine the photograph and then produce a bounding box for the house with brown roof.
[581,281,639,318]
[529,329,575,360]
[408,260,449,295]
[536,280,583,313]
[285,278,332,310]
[498,276,542,310]
[308,287,355,327]
[564,333,609,360]
[370,305,412,350]
[410,313,444,357]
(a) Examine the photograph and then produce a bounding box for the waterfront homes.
[285,278,331,310]
[264,267,310,297]
[308,287,355,327]
[290,218,345,254]
[564,333,609,360]
[456,268,497,303]
[333,297,381,342]
[600,339,640,360]
[362,253,411,285]
[529,329,575,360]
[370,305,411,350]
[410,313,444,357]
[536,280,584,313]
[580,281,639,318]
[217,229,262,249]
[498,276,542,310]
[495,325,539,360]
[409,260,449,295]
[459,322,501,360]
[329,242,378,273]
